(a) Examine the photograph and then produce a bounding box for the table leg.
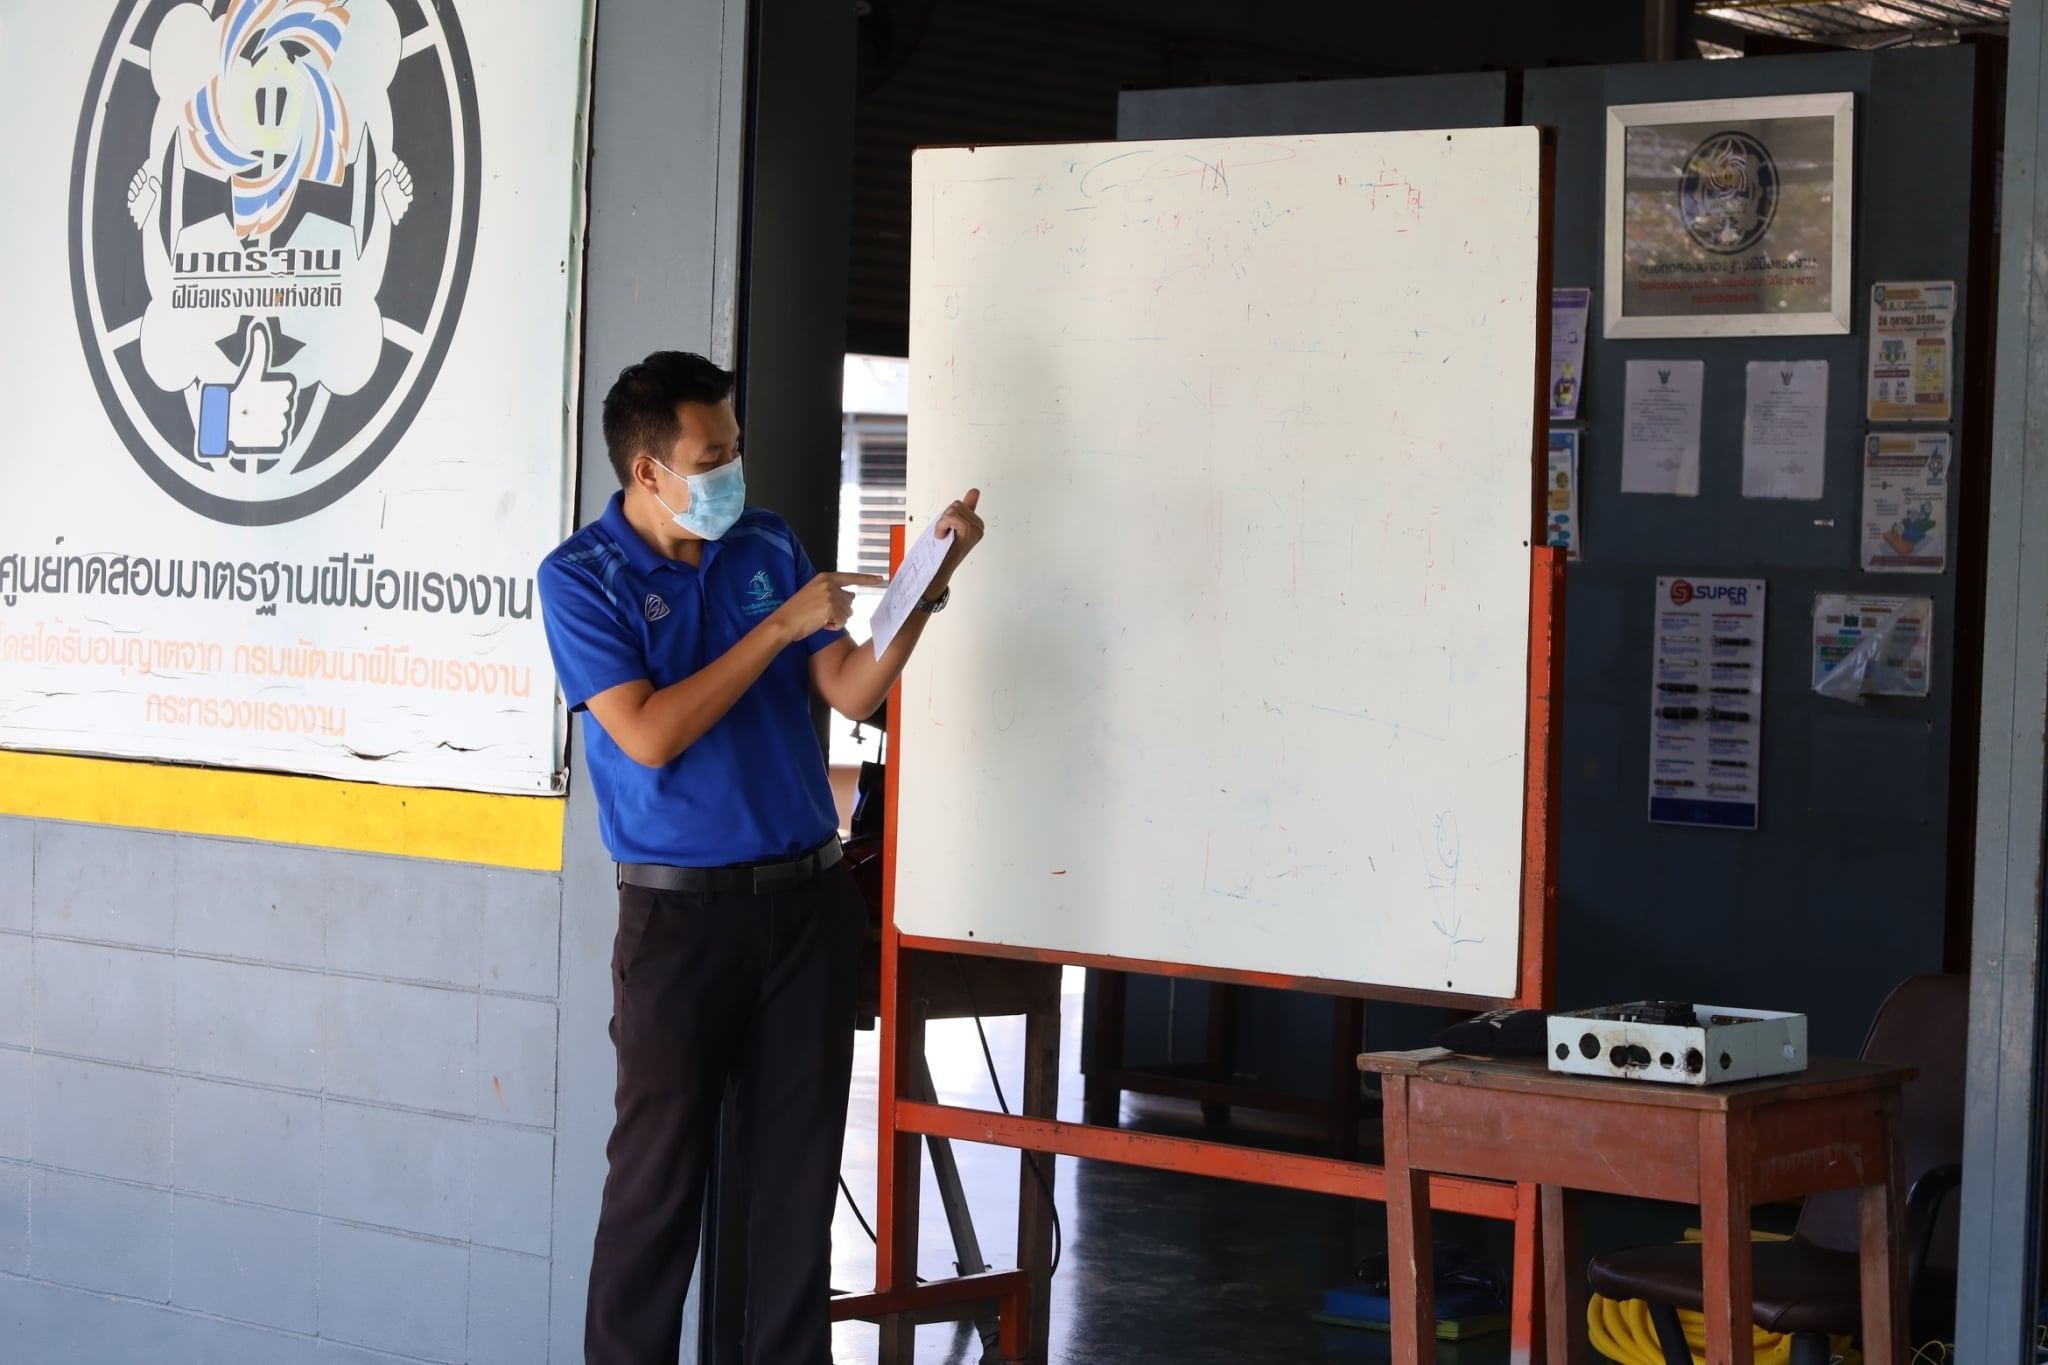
[1508,1184,1538,1365]
[1858,1094,1909,1365]
[1082,970,1125,1126]
[1697,1114,1755,1365]
[1382,1076,1436,1365]
[1539,1185,1585,1365]
[1019,983,1062,1365]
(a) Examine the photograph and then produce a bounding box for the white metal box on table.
[1546,1003,1808,1086]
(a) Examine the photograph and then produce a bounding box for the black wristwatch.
[914,585,950,614]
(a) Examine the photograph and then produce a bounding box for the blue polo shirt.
[536,495,841,867]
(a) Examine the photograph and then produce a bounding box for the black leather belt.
[618,838,844,895]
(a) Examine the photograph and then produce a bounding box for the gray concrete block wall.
[0,1050,26,1161]
[172,1195,322,1333]
[0,1164,26,1275]
[0,816,565,1364]
[320,1222,473,1361]
[469,1247,553,1365]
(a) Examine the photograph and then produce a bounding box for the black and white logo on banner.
[70,0,481,525]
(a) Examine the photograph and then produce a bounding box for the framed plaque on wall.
[1604,92,1855,339]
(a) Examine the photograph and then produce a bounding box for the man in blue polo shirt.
[538,351,983,1365]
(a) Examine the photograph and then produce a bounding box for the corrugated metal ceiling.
[1699,0,2008,42]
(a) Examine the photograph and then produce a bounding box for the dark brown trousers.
[585,864,866,1364]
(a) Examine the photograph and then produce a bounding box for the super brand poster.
[1649,576,1765,831]
[0,1,588,795]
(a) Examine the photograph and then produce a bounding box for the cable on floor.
[840,1173,879,1244]
[950,955,1064,1278]
[837,1175,931,1289]
[835,965,1067,1281]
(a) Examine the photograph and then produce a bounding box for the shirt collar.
[600,490,721,576]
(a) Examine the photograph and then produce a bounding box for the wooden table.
[1360,1050,1913,1365]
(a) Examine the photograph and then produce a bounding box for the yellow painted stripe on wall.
[0,752,565,871]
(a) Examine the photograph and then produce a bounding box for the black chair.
[1586,974,1967,1365]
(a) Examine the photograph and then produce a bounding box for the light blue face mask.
[655,456,746,540]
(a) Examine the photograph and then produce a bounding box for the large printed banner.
[0,1,584,796]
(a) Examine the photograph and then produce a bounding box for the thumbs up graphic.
[195,321,296,459]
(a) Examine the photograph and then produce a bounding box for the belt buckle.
[752,858,799,894]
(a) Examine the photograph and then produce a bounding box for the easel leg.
[1083,970,1125,1126]
[879,1009,927,1365]
[1539,1184,1584,1365]
[1018,978,1061,1364]
[908,1055,1001,1358]
[1327,997,1364,1160]
[1201,983,1237,1128]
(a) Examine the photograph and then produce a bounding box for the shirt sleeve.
[786,520,846,657]
[537,557,649,711]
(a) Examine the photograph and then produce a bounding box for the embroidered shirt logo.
[643,593,669,622]
[742,569,782,619]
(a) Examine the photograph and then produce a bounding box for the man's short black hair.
[601,351,736,486]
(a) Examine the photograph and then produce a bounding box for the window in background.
[832,354,909,768]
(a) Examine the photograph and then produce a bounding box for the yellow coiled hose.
[1587,1292,1859,1365]
[1586,1230,1860,1365]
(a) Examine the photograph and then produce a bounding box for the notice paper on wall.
[870,512,953,658]
[1812,594,1933,701]
[1649,576,1766,831]
[1867,281,1955,423]
[1742,360,1828,500]
[1860,433,1951,574]
[1551,288,1591,421]
[1623,360,1704,496]
[1546,430,1581,560]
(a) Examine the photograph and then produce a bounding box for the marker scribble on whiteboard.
[1413,792,1484,967]
[1077,148,1154,199]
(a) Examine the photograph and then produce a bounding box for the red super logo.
[1669,579,1695,606]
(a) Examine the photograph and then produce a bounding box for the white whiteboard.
[896,130,1543,999]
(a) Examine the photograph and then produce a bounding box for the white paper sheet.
[1742,360,1829,500]
[869,513,953,659]
[1622,360,1703,497]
